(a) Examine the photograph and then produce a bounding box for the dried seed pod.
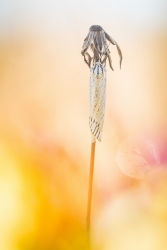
[89,62,106,142]
[82,25,122,142]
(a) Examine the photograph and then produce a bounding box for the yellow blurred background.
[0,1,167,249]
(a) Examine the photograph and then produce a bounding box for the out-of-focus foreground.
[1,1,167,249]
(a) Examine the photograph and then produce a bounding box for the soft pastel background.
[0,1,167,249]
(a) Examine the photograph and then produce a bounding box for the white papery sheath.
[89,62,107,142]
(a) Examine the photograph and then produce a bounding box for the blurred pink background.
[0,1,167,249]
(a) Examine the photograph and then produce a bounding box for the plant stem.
[87,141,96,248]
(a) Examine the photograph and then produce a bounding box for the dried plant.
[81,25,122,249]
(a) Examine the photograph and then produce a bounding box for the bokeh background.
[0,1,167,249]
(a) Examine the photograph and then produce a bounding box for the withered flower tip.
[81,25,122,70]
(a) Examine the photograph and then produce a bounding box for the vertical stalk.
[87,141,96,248]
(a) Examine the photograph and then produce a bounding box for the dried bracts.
[89,62,106,142]
[81,25,122,70]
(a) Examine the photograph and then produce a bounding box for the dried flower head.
[81,25,122,70]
